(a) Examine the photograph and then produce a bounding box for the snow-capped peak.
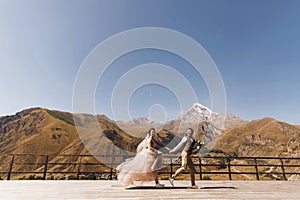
[176,103,214,126]
[192,103,212,114]
[191,103,213,122]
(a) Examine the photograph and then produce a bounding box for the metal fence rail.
[0,153,299,180]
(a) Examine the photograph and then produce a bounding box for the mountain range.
[0,104,299,179]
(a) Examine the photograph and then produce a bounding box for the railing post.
[109,168,113,180]
[198,157,202,180]
[109,146,116,180]
[280,159,287,180]
[170,157,173,177]
[7,154,15,180]
[254,158,260,180]
[76,155,82,180]
[227,157,232,180]
[43,155,49,180]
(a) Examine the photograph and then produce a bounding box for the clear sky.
[0,0,300,124]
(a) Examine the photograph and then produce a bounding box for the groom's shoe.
[155,183,164,188]
[189,185,199,189]
[168,177,174,187]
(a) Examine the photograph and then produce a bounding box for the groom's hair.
[187,128,194,134]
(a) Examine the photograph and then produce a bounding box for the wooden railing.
[0,153,299,180]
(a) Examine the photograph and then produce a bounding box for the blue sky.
[0,0,300,124]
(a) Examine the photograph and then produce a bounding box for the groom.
[168,128,198,188]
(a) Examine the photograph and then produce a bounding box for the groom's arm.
[169,136,187,153]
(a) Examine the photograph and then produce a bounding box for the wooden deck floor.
[0,180,299,199]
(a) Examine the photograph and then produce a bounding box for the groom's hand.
[165,147,171,151]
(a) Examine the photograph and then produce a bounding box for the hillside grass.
[46,110,75,126]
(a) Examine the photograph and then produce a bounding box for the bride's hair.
[136,128,157,153]
[136,129,155,153]
[148,128,155,134]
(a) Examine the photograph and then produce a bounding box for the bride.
[116,128,166,187]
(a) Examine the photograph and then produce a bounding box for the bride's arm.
[147,136,157,152]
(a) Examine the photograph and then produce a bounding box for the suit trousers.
[172,151,196,186]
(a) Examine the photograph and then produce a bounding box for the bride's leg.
[153,171,159,184]
[153,171,164,187]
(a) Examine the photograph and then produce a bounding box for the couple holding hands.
[116,128,201,188]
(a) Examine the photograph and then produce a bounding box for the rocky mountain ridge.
[0,106,299,175]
